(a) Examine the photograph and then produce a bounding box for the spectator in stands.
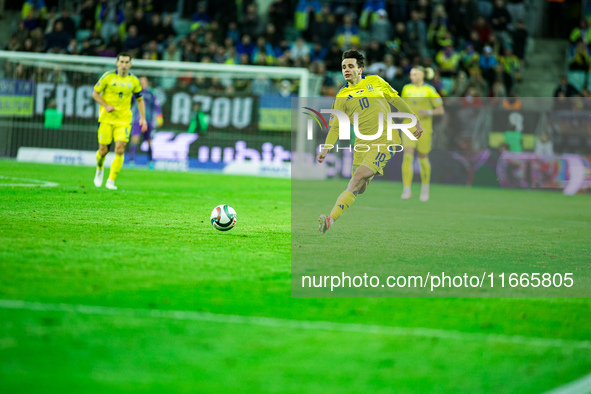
[491,80,507,97]
[365,40,385,65]
[512,19,528,61]
[407,9,427,57]
[569,40,590,71]
[15,22,29,46]
[129,9,149,39]
[485,33,503,56]
[45,21,70,52]
[295,0,322,31]
[236,34,255,58]
[472,16,491,45]
[554,75,579,97]
[6,36,21,51]
[460,42,480,74]
[79,0,95,30]
[66,39,78,55]
[161,14,177,42]
[147,13,165,43]
[269,0,290,35]
[290,38,310,63]
[242,3,261,38]
[43,9,58,34]
[311,5,337,45]
[88,29,105,53]
[436,44,460,77]
[57,9,76,39]
[367,53,397,83]
[569,19,591,45]
[500,47,521,94]
[162,41,181,62]
[309,41,327,63]
[22,0,47,20]
[534,132,554,155]
[80,39,93,56]
[252,37,276,65]
[264,23,281,48]
[226,21,240,45]
[336,14,360,51]
[359,0,386,30]
[450,70,469,96]
[192,2,211,27]
[19,37,33,52]
[371,9,392,43]
[105,33,122,55]
[469,64,488,95]
[23,10,38,32]
[450,0,478,44]
[123,25,141,55]
[490,0,512,45]
[480,45,498,87]
[96,0,126,43]
[427,4,448,52]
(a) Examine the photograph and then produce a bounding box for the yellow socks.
[109,154,124,181]
[330,191,356,222]
[402,154,413,187]
[419,157,431,185]
[96,150,106,170]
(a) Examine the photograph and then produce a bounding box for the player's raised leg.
[401,147,414,199]
[319,165,374,233]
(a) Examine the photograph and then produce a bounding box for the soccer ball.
[210,204,237,231]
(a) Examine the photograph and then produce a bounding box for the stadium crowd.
[7,0,530,99]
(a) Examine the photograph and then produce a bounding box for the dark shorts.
[131,123,153,141]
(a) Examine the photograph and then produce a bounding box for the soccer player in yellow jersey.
[92,53,146,190]
[400,66,444,201]
[316,50,423,233]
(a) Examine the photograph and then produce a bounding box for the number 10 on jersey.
[359,97,370,110]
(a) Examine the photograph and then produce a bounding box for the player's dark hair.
[117,52,132,61]
[342,49,365,68]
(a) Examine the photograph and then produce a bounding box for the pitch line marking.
[0,299,589,350]
[544,371,591,394]
[0,176,59,187]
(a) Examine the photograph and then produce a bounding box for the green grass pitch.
[1,160,590,393]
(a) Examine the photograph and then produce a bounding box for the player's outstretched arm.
[92,90,114,112]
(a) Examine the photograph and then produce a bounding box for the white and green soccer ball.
[210,204,237,231]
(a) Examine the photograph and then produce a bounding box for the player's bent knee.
[418,152,429,159]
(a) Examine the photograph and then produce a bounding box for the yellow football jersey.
[94,70,142,125]
[327,75,403,147]
[401,83,442,132]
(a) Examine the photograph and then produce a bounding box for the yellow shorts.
[402,130,433,154]
[98,122,131,145]
[352,144,396,178]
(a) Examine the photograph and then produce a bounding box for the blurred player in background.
[92,53,146,190]
[129,76,162,169]
[316,49,423,233]
[400,66,444,201]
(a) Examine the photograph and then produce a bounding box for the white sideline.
[1,299,590,350]
[0,176,58,187]
[544,372,591,394]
